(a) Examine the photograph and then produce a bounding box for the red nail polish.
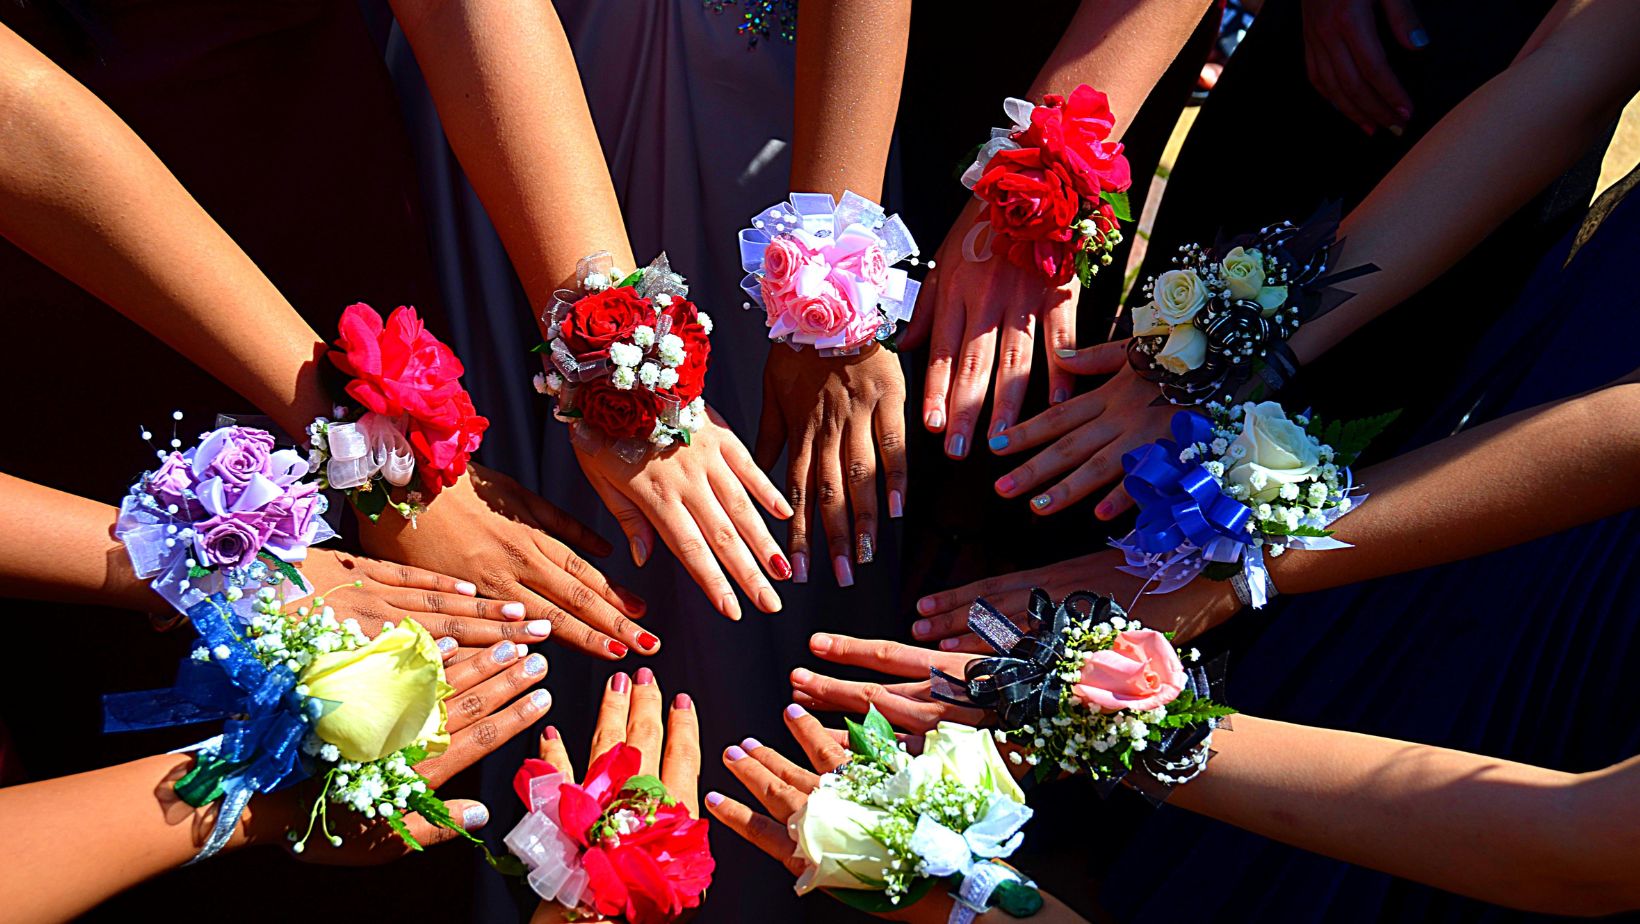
[606,639,629,658]
[636,631,659,651]
[544,725,560,741]
[996,475,1016,495]
[674,692,694,710]
[771,553,793,580]
[635,666,655,685]
[611,671,631,694]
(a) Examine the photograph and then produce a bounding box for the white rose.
[1223,401,1321,503]
[921,722,1027,805]
[1152,269,1209,326]
[1129,302,1169,337]
[1155,323,1207,374]
[1220,247,1288,316]
[788,788,897,895]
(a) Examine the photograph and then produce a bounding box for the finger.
[814,422,854,588]
[999,419,1119,502]
[807,632,977,678]
[417,687,554,787]
[587,467,661,573]
[1317,38,1380,133]
[780,702,852,773]
[993,389,1104,457]
[922,283,964,432]
[590,670,632,763]
[361,557,480,597]
[443,639,527,692]
[913,580,1036,639]
[527,536,655,657]
[1052,339,1128,377]
[1094,480,1136,521]
[753,388,788,472]
[723,414,794,520]
[1026,440,1127,515]
[627,667,665,777]
[945,302,1001,459]
[661,692,701,815]
[450,646,485,665]
[986,303,1036,446]
[446,648,550,733]
[1382,0,1429,52]
[532,515,648,620]
[681,489,775,616]
[702,793,803,876]
[538,725,576,784]
[707,464,789,609]
[933,633,1005,655]
[784,417,817,585]
[722,741,806,822]
[379,584,524,623]
[519,489,614,558]
[824,727,925,755]
[875,394,908,520]
[788,668,979,732]
[900,264,937,350]
[1338,6,1412,127]
[842,416,878,569]
[401,798,491,847]
[741,736,820,794]
[1042,285,1078,408]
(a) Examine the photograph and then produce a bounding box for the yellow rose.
[1220,247,1288,317]
[1155,324,1207,374]
[788,788,897,895]
[921,723,1026,805]
[1152,269,1209,326]
[301,618,453,762]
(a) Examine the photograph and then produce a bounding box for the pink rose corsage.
[738,191,922,355]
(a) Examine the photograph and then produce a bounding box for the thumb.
[404,799,490,847]
[1381,0,1428,50]
[1053,338,1130,376]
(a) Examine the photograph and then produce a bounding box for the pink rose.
[1070,628,1186,713]
[846,244,891,287]
[761,236,811,291]
[792,288,858,338]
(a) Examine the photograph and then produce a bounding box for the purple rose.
[196,511,274,569]
[262,482,325,561]
[194,427,276,492]
[147,451,199,514]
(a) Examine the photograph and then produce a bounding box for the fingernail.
[718,593,743,621]
[771,553,793,580]
[988,434,1010,451]
[436,636,457,654]
[462,804,490,829]
[833,555,854,588]
[810,632,833,654]
[501,602,527,620]
[606,639,629,659]
[741,737,762,752]
[791,667,814,684]
[1031,494,1052,511]
[492,641,517,664]
[1409,27,1429,48]
[1052,388,1069,404]
[916,597,936,615]
[1055,348,1077,358]
[946,434,966,458]
[529,689,552,711]
[785,703,807,720]
[1096,501,1113,519]
[1387,124,1404,137]
[996,475,1016,494]
[888,490,904,519]
[705,791,724,808]
[526,620,553,638]
[516,645,528,658]
[855,533,874,565]
[926,408,944,431]
[939,638,961,651]
[912,619,932,638]
[636,631,659,651]
[611,671,630,693]
[674,692,693,710]
[792,552,809,584]
[523,653,548,676]
[1396,106,1412,121]
[454,581,478,596]
[725,745,748,762]
[630,536,648,567]
[544,725,560,741]
[757,587,783,613]
[635,666,654,685]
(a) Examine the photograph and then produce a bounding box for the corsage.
[738,191,922,354]
[1126,203,1376,405]
[507,744,714,924]
[103,592,494,865]
[310,303,490,524]
[960,84,1132,286]
[931,590,1233,800]
[790,707,1042,923]
[532,252,711,462]
[1112,403,1395,607]
[115,418,336,617]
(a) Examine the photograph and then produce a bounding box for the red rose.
[329,304,488,497]
[1019,84,1132,197]
[973,147,1081,284]
[560,287,657,359]
[660,298,711,403]
[577,378,661,441]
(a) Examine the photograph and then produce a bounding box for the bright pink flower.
[1071,628,1187,713]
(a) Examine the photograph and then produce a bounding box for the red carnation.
[660,298,711,403]
[1019,84,1132,197]
[577,378,661,441]
[560,287,658,360]
[973,147,1081,284]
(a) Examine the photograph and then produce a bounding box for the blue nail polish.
[1409,28,1429,48]
[988,434,1010,451]
[948,434,966,458]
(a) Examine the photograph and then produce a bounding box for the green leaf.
[844,717,880,762]
[615,269,645,288]
[401,744,429,766]
[828,875,936,913]
[350,485,389,522]
[1286,524,1335,538]
[863,706,895,745]
[1317,409,1402,467]
[258,551,308,593]
[387,812,423,851]
[620,774,672,803]
[1100,190,1133,222]
[488,853,528,877]
[407,789,454,829]
[530,341,553,354]
[187,564,214,580]
[1200,561,1243,582]
[174,754,235,807]
[677,428,691,447]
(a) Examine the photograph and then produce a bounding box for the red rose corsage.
[960,85,1133,286]
[507,744,714,924]
[533,252,712,462]
[310,303,488,522]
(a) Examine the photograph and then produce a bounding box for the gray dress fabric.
[386,4,894,919]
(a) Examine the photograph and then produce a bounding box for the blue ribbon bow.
[1120,412,1252,556]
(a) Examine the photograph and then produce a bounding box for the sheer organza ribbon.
[958,97,1034,264]
[325,413,415,491]
[910,801,1033,924]
[504,769,593,909]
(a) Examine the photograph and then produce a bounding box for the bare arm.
[0,473,150,612]
[1171,715,1640,916]
[789,0,911,200]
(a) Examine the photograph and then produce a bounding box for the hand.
[295,548,536,647]
[577,405,793,620]
[755,344,907,586]
[790,634,987,733]
[904,202,1081,460]
[908,549,1242,654]
[249,638,555,865]
[704,704,973,922]
[1301,0,1428,135]
[990,342,1176,518]
[357,463,651,661]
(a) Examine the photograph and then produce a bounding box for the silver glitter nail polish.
[492,641,516,664]
[855,533,875,564]
[522,653,548,676]
[1031,495,1052,510]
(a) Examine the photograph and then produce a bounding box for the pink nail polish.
[454,581,478,596]
[833,555,854,588]
[791,552,809,584]
[705,792,724,808]
[912,619,932,638]
[917,597,936,615]
[501,602,527,620]
[635,666,655,685]
[544,725,560,741]
[785,703,806,720]
[996,475,1016,495]
[725,745,747,762]
[674,692,694,710]
[888,490,904,518]
[611,671,631,694]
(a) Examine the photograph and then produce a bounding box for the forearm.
[391,0,633,336]
[0,473,151,611]
[0,26,331,437]
[1170,716,1640,915]
[789,0,911,200]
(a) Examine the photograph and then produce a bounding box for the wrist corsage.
[103,592,495,865]
[311,303,489,524]
[931,590,1233,800]
[532,252,711,462]
[1112,403,1395,607]
[959,85,1132,286]
[791,707,1042,923]
[507,744,714,924]
[1126,204,1375,405]
[738,191,922,354]
[115,418,336,618]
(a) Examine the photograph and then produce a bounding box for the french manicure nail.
[630,536,648,567]
[606,639,629,658]
[637,631,659,651]
[912,619,932,638]
[1055,348,1078,359]
[771,553,793,580]
[611,671,630,693]
[462,804,490,829]
[926,408,945,431]
[501,602,527,620]
[725,745,748,762]
[674,692,694,710]
[492,641,517,664]
[635,666,654,685]
[989,434,1010,451]
[522,653,548,676]
[810,632,833,654]
[1031,494,1052,510]
[526,620,553,638]
[741,737,763,752]
[996,475,1016,494]
[792,667,814,684]
[785,703,807,720]
[544,725,560,741]
[833,555,854,588]
[718,593,743,621]
[917,597,936,615]
[855,533,874,565]
[888,490,904,518]
[705,791,725,808]
[455,581,478,596]
[1052,388,1069,404]
[436,636,457,654]
[792,552,809,584]
[1409,27,1429,48]
[947,434,966,458]
[530,689,552,711]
